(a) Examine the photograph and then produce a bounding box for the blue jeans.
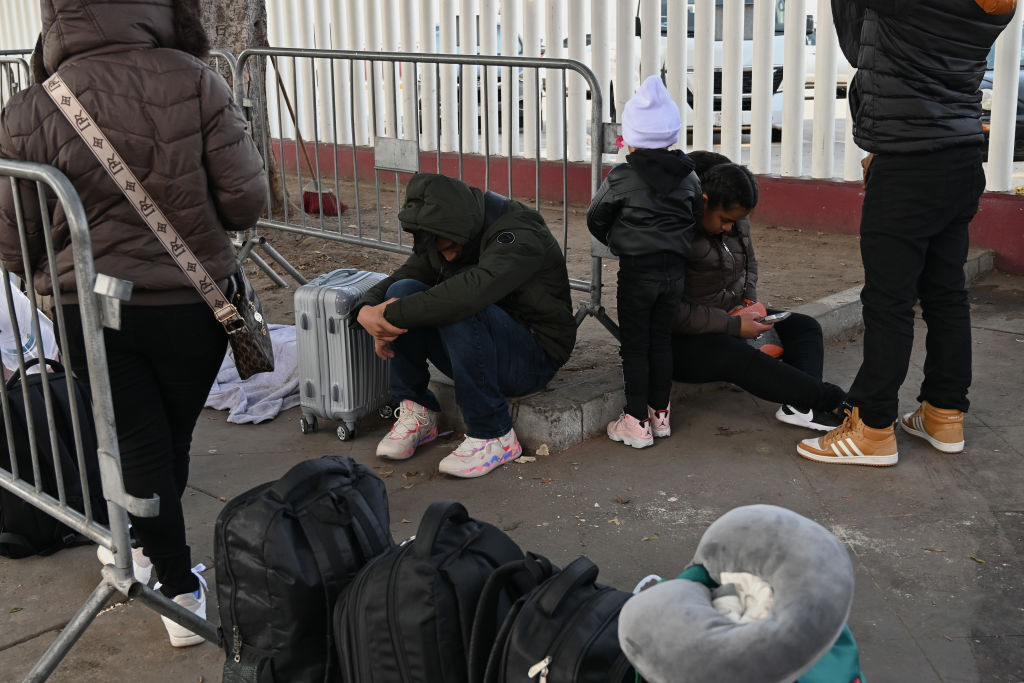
[385,279,559,438]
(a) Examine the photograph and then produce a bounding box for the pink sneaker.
[607,413,654,449]
[647,406,671,438]
[376,399,439,460]
[438,428,522,478]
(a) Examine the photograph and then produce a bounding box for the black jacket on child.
[586,149,701,258]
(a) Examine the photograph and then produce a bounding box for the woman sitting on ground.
[670,151,846,431]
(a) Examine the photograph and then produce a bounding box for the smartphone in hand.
[760,311,791,323]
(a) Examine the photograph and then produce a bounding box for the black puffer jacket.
[0,0,266,303]
[833,0,1014,154]
[672,218,757,336]
[586,149,700,258]
[354,174,577,366]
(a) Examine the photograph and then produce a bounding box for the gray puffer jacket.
[672,218,758,336]
[832,0,1014,154]
[0,0,266,303]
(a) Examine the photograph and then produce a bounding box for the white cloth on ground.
[205,324,300,423]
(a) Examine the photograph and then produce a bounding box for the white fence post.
[692,0,714,151]
[749,0,775,173]
[566,0,587,162]
[614,0,636,127]
[780,0,806,177]
[500,0,521,157]
[720,0,744,162]
[666,0,688,147]
[439,0,459,152]
[811,0,837,179]
[987,2,1024,192]
[544,0,564,160]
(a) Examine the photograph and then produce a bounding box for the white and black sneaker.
[775,405,844,432]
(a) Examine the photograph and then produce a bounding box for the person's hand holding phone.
[738,312,773,339]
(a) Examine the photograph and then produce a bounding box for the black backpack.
[333,500,525,683]
[0,358,107,558]
[215,455,394,683]
[477,555,635,683]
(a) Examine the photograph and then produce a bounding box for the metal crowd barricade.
[0,160,220,682]
[1,53,31,109]
[231,47,619,336]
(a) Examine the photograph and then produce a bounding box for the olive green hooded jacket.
[354,174,577,366]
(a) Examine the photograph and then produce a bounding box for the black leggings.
[64,302,227,597]
[671,312,844,412]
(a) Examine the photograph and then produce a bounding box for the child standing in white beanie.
[587,75,700,448]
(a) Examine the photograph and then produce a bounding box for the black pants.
[671,311,845,413]
[617,258,686,420]
[846,147,984,428]
[65,303,227,597]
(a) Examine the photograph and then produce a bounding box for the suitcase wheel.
[336,424,355,441]
[378,404,395,420]
[300,416,318,434]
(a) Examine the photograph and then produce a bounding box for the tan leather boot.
[900,401,965,453]
[797,407,898,466]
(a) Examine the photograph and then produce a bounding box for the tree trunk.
[198,0,284,208]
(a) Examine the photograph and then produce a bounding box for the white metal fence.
[1,0,1021,189]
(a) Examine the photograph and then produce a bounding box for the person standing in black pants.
[797,0,1014,467]
[671,152,847,431]
[588,75,701,448]
[0,0,267,646]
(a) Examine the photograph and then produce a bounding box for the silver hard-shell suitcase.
[294,268,392,440]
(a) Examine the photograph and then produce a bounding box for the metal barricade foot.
[22,581,118,683]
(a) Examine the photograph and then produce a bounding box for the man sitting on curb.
[354,173,577,478]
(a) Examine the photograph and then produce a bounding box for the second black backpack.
[215,455,394,683]
[480,555,635,683]
[0,358,106,559]
[333,500,525,683]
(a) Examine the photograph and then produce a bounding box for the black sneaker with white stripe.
[775,405,844,432]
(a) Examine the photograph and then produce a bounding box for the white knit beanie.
[621,75,681,149]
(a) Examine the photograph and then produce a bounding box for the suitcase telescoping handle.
[413,501,470,558]
[537,556,600,617]
[269,456,353,503]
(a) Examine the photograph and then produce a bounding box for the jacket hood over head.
[34,0,208,79]
[398,173,486,246]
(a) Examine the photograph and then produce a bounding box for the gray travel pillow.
[618,505,854,683]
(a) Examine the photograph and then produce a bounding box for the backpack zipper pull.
[232,625,242,663]
[528,655,552,682]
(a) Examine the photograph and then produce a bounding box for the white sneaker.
[438,428,522,478]
[96,544,153,585]
[376,399,439,460]
[160,586,207,648]
[647,406,671,438]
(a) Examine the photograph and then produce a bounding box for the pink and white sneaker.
[647,405,671,438]
[438,428,522,478]
[376,399,439,460]
[607,413,654,449]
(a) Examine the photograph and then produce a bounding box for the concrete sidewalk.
[1,269,1022,682]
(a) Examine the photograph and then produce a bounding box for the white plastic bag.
[0,274,59,379]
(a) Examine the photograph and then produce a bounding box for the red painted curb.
[274,141,1024,273]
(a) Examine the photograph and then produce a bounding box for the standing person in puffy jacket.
[588,75,700,448]
[671,151,847,432]
[797,0,1015,467]
[355,173,576,479]
[0,0,266,646]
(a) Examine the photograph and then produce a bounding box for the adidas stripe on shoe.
[900,401,964,453]
[796,407,898,467]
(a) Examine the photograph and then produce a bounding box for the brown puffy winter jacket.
[672,217,758,336]
[0,0,266,304]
